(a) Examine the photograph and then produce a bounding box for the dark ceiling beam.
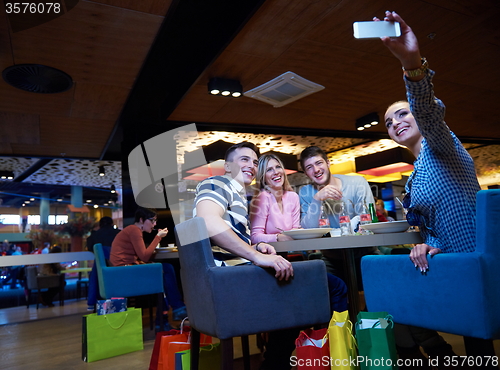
[13,158,53,182]
[102,0,266,160]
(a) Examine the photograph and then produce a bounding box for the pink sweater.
[249,190,301,244]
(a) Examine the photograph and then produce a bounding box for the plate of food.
[282,228,332,240]
[156,245,177,252]
[361,220,409,234]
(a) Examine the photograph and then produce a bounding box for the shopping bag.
[150,329,184,370]
[328,310,358,370]
[176,343,221,370]
[82,307,143,362]
[157,319,212,370]
[295,328,330,370]
[157,327,191,370]
[165,333,213,370]
[355,311,397,370]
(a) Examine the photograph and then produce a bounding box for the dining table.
[270,231,423,322]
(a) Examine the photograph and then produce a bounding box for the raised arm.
[379,11,453,154]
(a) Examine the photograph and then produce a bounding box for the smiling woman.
[249,153,300,244]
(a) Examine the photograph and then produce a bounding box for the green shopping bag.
[355,311,397,370]
[175,343,221,370]
[82,307,143,362]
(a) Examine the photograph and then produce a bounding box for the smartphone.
[353,21,401,39]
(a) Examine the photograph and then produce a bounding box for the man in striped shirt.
[194,142,293,280]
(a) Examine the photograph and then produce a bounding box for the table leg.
[341,249,359,323]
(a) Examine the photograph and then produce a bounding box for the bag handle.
[297,330,328,348]
[346,320,358,349]
[180,317,189,334]
[364,314,395,329]
[105,312,129,330]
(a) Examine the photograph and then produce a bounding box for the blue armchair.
[174,217,331,370]
[93,243,164,330]
[361,189,500,341]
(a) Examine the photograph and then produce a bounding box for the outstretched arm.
[377,11,424,82]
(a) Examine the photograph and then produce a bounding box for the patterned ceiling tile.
[0,157,121,188]
[0,134,499,190]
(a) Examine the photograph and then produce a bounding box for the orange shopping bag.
[158,319,212,370]
[150,330,181,370]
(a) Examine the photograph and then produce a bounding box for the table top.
[270,232,422,252]
[154,251,179,260]
[0,251,95,267]
[152,232,422,258]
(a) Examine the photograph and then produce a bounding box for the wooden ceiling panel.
[0,11,13,68]
[11,115,114,158]
[0,85,74,116]
[90,0,173,16]
[71,83,130,120]
[226,0,343,58]
[10,1,163,87]
[0,113,40,145]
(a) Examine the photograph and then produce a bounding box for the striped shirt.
[193,175,251,264]
[405,70,480,253]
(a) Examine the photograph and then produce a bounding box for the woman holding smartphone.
[376,11,493,369]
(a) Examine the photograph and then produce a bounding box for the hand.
[375,11,422,71]
[409,243,441,272]
[253,253,294,281]
[255,242,277,255]
[314,185,342,201]
[157,228,168,238]
[277,233,294,242]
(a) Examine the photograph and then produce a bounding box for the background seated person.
[110,207,187,328]
[38,246,66,307]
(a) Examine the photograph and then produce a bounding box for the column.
[71,186,83,209]
[40,192,50,227]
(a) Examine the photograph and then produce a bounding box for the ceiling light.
[356,112,380,131]
[86,199,92,203]
[57,198,63,202]
[110,184,116,193]
[0,171,14,180]
[98,165,105,176]
[94,204,98,208]
[208,78,242,98]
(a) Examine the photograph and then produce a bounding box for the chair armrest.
[99,263,163,298]
[361,253,498,338]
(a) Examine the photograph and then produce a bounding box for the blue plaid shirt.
[405,70,480,253]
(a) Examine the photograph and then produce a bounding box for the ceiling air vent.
[2,64,73,94]
[243,71,324,108]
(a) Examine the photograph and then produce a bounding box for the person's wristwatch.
[402,57,428,77]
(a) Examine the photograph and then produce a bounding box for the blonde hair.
[256,153,292,192]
